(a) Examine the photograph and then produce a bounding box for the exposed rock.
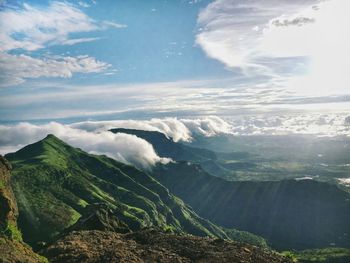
[63,203,130,234]
[43,229,292,263]
[0,155,17,232]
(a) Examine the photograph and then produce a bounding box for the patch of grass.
[281,251,298,262]
[293,247,350,262]
[0,179,5,189]
[0,222,22,241]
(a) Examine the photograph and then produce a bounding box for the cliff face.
[0,155,47,263]
[0,155,19,240]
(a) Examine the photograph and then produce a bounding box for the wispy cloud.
[0,1,124,87]
[196,0,350,96]
[1,78,350,121]
[0,1,122,51]
[0,53,110,87]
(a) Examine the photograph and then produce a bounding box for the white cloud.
[0,53,110,87]
[61,37,100,45]
[196,0,350,96]
[0,1,124,87]
[227,113,350,137]
[1,115,350,170]
[70,116,233,142]
[196,0,319,69]
[0,1,122,51]
[0,122,170,170]
[101,21,127,29]
[337,178,350,187]
[78,1,90,8]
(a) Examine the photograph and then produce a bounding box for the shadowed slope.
[153,162,350,250]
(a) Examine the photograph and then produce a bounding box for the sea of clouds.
[0,116,232,169]
[1,115,350,170]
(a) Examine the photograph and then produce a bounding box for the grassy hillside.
[5,134,266,248]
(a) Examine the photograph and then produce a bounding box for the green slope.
[5,134,264,248]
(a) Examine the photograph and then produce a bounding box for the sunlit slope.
[5,135,264,248]
[154,162,350,250]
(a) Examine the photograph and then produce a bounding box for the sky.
[0,0,350,165]
[0,0,349,123]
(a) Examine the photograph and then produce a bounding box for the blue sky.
[0,0,350,122]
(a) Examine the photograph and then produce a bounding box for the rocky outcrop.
[0,155,47,263]
[0,156,18,235]
[43,229,292,263]
[63,203,131,234]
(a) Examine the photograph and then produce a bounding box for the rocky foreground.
[43,229,292,263]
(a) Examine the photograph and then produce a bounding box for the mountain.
[0,156,47,262]
[110,128,217,162]
[42,229,291,263]
[5,134,265,248]
[153,162,350,250]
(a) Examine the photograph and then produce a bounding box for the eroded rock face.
[0,156,16,227]
[0,155,47,263]
[43,229,292,263]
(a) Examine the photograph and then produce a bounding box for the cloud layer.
[1,115,349,170]
[0,117,233,169]
[70,116,233,142]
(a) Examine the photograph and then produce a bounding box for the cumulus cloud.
[0,53,110,87]
[0,122,170,170]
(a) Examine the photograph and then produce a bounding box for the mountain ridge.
[5,134,267,248]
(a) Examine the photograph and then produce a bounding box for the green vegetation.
[291,248,350,263]
[153,161,350,250]
[0,222,22,241]
[6,134,263,248]
[225,228,268,249]
[281,251,298,262]
[0,179,4,189]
